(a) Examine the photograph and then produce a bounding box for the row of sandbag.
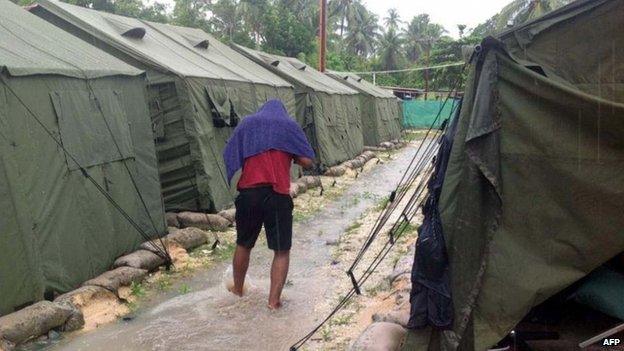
[323,150,377,177]
[0,174,329,350]
[347,247,415,351]
[363,139,405,152]
[0,225,217,351]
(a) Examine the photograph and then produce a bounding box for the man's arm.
[294,156,314,170]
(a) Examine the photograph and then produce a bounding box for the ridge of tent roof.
[144,22,293,88]
[0,0,142,79]
[326,70,397,98]
[233,44,358,95]
[33,0,291,86]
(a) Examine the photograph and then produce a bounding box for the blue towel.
[223,99,315,183]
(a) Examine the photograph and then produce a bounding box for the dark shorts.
[235,186,294,251]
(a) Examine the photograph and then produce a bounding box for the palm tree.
[237,0,268,47]
[457,24,466,38]
[207,0,239,41]
[495,0,571,30]
[404,14,429,63]
[328,0,365,38]
[344,10,380,57]
[277,0,317,27]
[403,14,446,98]
[384,8,401,31]
[377,28,404,71]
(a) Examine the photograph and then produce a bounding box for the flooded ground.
[28,144,424,351]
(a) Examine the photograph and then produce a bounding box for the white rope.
[334,61,464,75]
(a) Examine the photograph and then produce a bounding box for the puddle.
[26,144,427,351]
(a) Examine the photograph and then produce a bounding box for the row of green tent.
[406,0,624,349]
[0,0,402,315]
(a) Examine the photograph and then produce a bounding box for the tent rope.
[0,75,172,264]
[85,81,172,265]
[289,64,466,350]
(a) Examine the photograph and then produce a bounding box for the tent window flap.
[51,89,135,170]
[205,86,239,128]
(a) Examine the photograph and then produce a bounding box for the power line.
[333,61,464,76]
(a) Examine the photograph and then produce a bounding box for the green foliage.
[172,0,210,31]
[130,281,146,297]
[260,2,316,56]
[178,283,191,294]
[377,28,404,71]
[495,0,572,32]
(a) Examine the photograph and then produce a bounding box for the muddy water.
[36,145,423,351]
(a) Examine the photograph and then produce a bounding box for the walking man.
[223,99,315,309]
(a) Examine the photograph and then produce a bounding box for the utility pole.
[318,0,327,72]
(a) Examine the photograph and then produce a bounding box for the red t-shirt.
[237,150,293,195]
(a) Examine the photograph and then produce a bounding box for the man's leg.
[264,193,293,309]
[268,250,290,309]
[231,245,252,296]
[230,189,264,297]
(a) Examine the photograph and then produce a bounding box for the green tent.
[0,0,165,316]
[233,45,364,169]
[411,0,624,349]
[326,72,402,146]
[31,0,297,212]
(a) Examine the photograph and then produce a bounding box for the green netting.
[402,100,456,129]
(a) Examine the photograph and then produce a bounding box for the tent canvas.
[408,0,624,349]
[233,45,364,169]
[0,0,165,315]
[31,0,297,212]
[326,71,402,146]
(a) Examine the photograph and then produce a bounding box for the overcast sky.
[363,0,510,38]
[156,0,510,38]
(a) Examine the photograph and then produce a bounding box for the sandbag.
[0,338,14,351]
[372,303,411,328]
[349,322,407,351]
[362,151,377,160]
[295,179,308,193]
[113,250,165,271]
[289,183,302,198]
[350,158,365,169]
[217,209,236,224]
[165,227,209,250]
[176,212,230,231]
[364,146,385,152]
[139,238,173,255]
[165,213,179,228]
[324,165,346,177]
[0,301,73,345]
[82,267,148,292]
[389,249,415,284]
[302,176,322,189]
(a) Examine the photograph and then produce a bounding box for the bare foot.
[267,301,282,310]
[226,281,244,297]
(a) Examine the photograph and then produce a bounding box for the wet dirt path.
[39,145,421,351]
